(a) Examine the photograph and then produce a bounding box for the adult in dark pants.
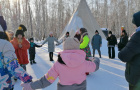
[118,30,128,51]
[29,38,42,64]
[42,32,60,61]
[91,30,102,58]
[118,11,140,90]
[107,31,117,59]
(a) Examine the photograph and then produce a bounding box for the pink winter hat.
[63,37,80,50]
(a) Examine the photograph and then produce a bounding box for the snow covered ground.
[14,39,128,90]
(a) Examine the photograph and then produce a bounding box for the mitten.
[21,83,33,90]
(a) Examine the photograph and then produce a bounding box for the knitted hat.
[63,37,80,50]
[29,38,34,41]
[95,30,98,33]
[109,31,112,34]
[132,11,140,27]
[0,16,7,32]
[80,28,87,34]
[66,32,69,35]
[19,24,27,32]
[15,24,27,37]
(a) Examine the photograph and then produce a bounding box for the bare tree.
[1,0,139,39]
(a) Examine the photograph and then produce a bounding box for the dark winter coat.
[107,34,117,47]
[29,42,41,55]
[118,31,140,85]
[91,34,102,50]
[118,35,128,51]
[74,34,81,41]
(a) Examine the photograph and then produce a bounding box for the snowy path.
[14,40,128,90]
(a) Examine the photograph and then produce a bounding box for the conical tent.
[59,0,105,40]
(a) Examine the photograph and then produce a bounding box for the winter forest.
[0,0,140,40]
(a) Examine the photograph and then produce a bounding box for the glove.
[21,83,33,90]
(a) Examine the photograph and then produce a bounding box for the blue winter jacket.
[91,34,102,49]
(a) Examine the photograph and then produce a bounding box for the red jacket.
[11,37,30,64]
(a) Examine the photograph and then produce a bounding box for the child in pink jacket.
[21,37,100,90]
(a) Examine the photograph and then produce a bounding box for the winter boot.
[30,60,33,65]
[33,60,37,64]
[50,59,54,61]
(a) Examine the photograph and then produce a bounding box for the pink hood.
[60,50,86,67]
[45,49,96,85]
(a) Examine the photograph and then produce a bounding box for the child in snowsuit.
[29,38,42,65]
[11,24,30,71]
[21,37,100,90]
[0,16,32,90]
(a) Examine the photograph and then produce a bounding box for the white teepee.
[59,0,105,40]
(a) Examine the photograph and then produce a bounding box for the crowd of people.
[0,10,140,90]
